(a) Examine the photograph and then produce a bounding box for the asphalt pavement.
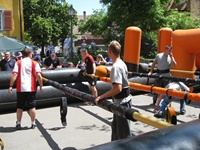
[0,93,200,150]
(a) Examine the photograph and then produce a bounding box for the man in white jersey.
[148,45,177,105]
[8,48,43,130]
[95,40,132,141]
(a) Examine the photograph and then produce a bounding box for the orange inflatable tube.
[172,28,200,78]
[157,28,173,53]
[124,26,142,72]
[100,77,200,103]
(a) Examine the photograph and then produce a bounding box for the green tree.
[79,10,107,37]
[23,0,78,55]
[79,0,200,58]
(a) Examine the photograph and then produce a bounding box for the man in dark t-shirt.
[0,51,16,71]
[43,50,62,69]
[80,48,98,97]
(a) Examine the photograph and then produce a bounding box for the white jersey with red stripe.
[12,57,41,92]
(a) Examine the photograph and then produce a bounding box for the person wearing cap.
[0,51,16,71]
[80,48,98,97]
[148,45,177,106]
[34,56,44,68]
[14,51,23,61]
[32,51,40,60]
[43,50,62,69]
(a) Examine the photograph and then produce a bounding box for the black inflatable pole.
[128,71,200,84]
[43,77,172,128]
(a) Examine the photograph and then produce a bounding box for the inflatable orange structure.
[196,54,200,70]
[157,28,173,53]
[172,28,200,78]
[123,26,142,72]
[95,65,108,77]
[123,26,200,79]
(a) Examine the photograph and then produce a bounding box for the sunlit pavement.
[0,93,199,150]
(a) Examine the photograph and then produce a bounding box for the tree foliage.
[78,10,107,37]
[23,0,78,49]
[79,0,200,58]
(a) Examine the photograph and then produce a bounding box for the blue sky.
[66,0,106,15]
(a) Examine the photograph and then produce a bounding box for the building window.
[4,10,12,30]
[0,9,4,31]
[0,9,12,32]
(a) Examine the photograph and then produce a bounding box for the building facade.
[0,0,24,40]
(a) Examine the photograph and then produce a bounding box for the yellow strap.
[0,138,4,150]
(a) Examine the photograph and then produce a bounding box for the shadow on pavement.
[36,119,63,150]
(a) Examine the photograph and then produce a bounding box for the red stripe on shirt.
[17,60,22,92]
[31,60,37,91]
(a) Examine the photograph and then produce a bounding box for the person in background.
[43,50,62,69]
[148,45,177,105]
[46,40,55,57]
[8,48,43,130]
[32,51,40,60]
[67,62,74,68]
[81,40,87,49]
[154,81,190,118]
[0,51,16,71]
[63,34,71,58]
[96,54,107,66]
[95,40,132,141]
[90,40,96,48]
[0,52,4,59]
[14,51,23,61]
[76,58,85,70]
[34,56,44,68]
[105,57,113,64]
[80,48,98,97]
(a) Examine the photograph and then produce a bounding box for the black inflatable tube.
[0,81,110,113]
[0,77,154,103]
[0,63,151,89]
[0,65,155,113]
[0,68,85,88]
[85,119,200,150]
[0,97,65,113]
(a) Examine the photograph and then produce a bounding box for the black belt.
[114,88,130,99]
[156,69,170,74]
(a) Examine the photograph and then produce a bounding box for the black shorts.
[86,76,97,86]
[16,92,36,110]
